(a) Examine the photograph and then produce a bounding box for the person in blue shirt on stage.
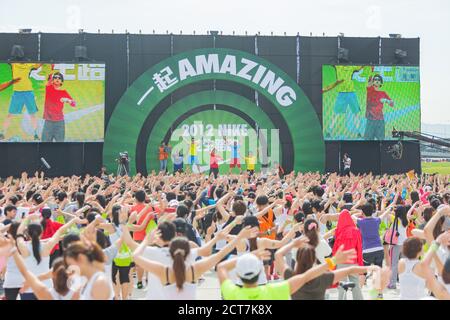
[229,140,242,174]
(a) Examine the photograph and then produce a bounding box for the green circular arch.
[146,90,278,173]
[103,48,324,174]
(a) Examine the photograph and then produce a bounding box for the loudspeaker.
[75,45,88,60]
[11,45,25,59]
[338,47,349,62]
[395,49,407,62]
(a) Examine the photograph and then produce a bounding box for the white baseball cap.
[168,199,179,207]
[235,253,262,281]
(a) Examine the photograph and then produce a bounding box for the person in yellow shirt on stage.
[188,137,199,173]
[1,63,41,141]
[244,151,257,176]
[323,65,365,139]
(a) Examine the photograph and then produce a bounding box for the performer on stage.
[209,147,222,179]
[245,151,256,176]
[172,150,184,174]
[342,153,352,176]
[188,137,199,173]
[158,142,171,173]
[229,140,242,174]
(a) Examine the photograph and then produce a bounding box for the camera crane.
[392,129,450,148]
[389,129,450,160]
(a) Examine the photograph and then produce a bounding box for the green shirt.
[221,279,291,300]
[113,243,133,267]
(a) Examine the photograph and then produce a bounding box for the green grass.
[422,162,450,175]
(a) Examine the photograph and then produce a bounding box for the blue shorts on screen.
[333,92,360,114]
[8,91,38,115]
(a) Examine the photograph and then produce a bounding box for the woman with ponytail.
[133,223,257,299]
[8,243,80,300]
[303,218,332,264]
[3,222,25,300]
[15,214,83,300]
[275,239,376,300]
[64,240,114,300]
[40,207,64,266]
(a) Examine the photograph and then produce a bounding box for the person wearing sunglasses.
[41,72,76,142]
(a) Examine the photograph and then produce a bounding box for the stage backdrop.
[103,48,325,175]
[0,33,421,177]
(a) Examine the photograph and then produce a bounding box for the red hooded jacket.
[332,209,363,266]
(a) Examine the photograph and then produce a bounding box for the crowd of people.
[0,169,449,300]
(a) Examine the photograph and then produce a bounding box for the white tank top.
[24,242,52,293]
[3,256,24,288]
[214,222,227,249]
[162,283,197,300]
[399,259,426,300]
[80,271,114,300]
[50,288,77,300]
[396,222,407,245]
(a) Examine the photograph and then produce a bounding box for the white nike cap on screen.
[236,253,262,280]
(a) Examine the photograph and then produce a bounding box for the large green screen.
[0,62,104,142]
[322,65,420,140]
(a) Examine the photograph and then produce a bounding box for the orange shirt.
[159,147,168,160]
[131,203,154,241]
[258,208,276,240]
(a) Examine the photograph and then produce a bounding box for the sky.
[1,0,449,125]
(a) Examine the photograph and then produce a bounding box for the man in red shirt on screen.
[364,74,394,140]
[41,72,76,142]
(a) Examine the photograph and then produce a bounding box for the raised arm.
[197,216,244,257]
[255,200,279,219]
[422,263,450,300]
[424,206,449,244]
[259,223,300,249]
[275,237,309,277]
[287,245,357,294]
[120,225,140,251]
[331,265,371,285]
[215,192,233,223]
[127,210,153,232]
[132,229,166,282]
[42,218,84,256]
[217,257,238,285]
[192,226,256,280]
[11,247,53,300]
